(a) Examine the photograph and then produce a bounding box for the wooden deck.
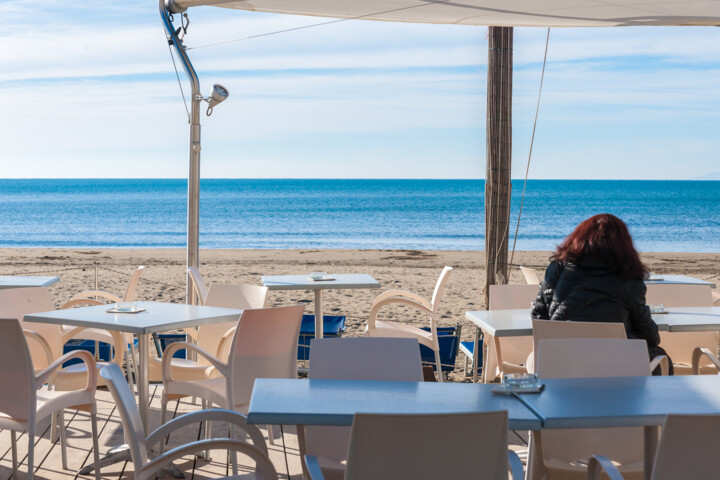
[1,383,528,480]
[0,385,304,480]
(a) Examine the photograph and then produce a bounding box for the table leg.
[138,333,150,435]
[314,289,324,340]
[644,425,659,480]
[472,326,480,383]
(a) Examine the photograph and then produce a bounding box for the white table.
[517,375,720,480]
[262,274,380,340]
[248,378,542,430]
[646,274,716,288]
[0,275,60,289]
[24,301,242,433]
[660,306,720,332]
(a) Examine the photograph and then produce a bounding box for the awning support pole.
[160,0,201,304]
[484,26,513,309]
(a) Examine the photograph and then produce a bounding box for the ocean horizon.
[0,179,718,252]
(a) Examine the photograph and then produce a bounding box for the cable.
[167,42,191,122]
[187,0,454,50]
[509,27,550,268]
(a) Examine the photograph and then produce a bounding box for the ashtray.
[106,302,145,314]
[649,304,666,314]
[492,373,544,394]
[308,272,334,281]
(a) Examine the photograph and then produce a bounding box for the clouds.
[1,0,720,178]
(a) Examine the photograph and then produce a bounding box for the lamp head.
[206,84,229,116]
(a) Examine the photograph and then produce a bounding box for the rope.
[186,0,454,50]
[167,42,191,122]
[509,27,550,268]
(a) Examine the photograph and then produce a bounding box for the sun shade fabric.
[168,0,720,27]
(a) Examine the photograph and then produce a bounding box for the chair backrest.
[0,287,61,369]
[647,284,716,367]
[227,304,305,409]
[520,266,541,285]
[187,267,208,305]
[645,284,714,307]
[0,318,37,425]
[345,411,510,480]
[530,319,627,371]
[488,284,538,310]
[537,338,651,379]
[198,284,270,363]
[123,265,145,302]
[534,338,651,476]
[304,338,424,466]
[651,414,720,479]
[100,363,149,472]
[430,266,454,312]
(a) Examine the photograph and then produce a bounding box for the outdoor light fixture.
[205,84,229,116]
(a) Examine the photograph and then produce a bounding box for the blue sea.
[0,179,717,252]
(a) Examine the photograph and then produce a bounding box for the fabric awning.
[168,0,720,27]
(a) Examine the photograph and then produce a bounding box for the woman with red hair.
[531,213,669,371]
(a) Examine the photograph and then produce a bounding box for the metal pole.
[160,0,202,304]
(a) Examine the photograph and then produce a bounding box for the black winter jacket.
[531,259,661,349]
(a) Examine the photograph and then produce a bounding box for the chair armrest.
[162,341,228,381]
[371,290,432,310]
[692,347,720,374]
[23,329,55,370]
[60,298,105,309]
[36,350,97,391]
[145,408,267,454]
[712,290,720,305]
[368,296,434,331]
[304,455,326,480]
[502,361,528,376]
[71,290,122,303]
[649,355,669,376]
[508,450,524,480]
[140,439,277,479]
[588,455,625,480]
[217,326,237,359]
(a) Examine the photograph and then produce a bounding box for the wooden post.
[484,26,513,308]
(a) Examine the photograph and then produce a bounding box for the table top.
[248,378,542,430]
[519,375,720,429]
[645,275,715,288]
[663,306,720,332]
[465,309,673,337]
[24,301,242,334]
[0,276,60,289]
[261,273,380,291]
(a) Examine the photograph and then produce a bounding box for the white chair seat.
[149,357,219,383]
[56,360,116,390]
[545,457,642,478]
[370,320,434,349]
[164,376,239,410]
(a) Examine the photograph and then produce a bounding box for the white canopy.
[169,0,720,27]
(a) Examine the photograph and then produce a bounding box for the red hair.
[552,214,648,279]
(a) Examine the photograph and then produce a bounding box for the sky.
[1,0,720,180]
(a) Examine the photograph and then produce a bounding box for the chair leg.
[11,430,19,479]
[434,349,444,383]
[59,410,68,470]
[91,413,101,480]
[202,400,212,461]
[27,430,34,480]
[267,424,276,445]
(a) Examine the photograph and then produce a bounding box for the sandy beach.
[3,248,718,379]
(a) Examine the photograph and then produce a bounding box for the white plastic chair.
[646,283,717,375]
[589,414,720,480]
[63,265,145,386]
[480,284,537,383]
[366,266,453,381]
[160,304,305,421]
[302,338,424,480]
[520,266,541,285]
[0,287,126,391]
[0,318,100,480]
[530,338,653,480]
[100,363,277,480]
[149,282,269,382]
[304,411,524,480]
